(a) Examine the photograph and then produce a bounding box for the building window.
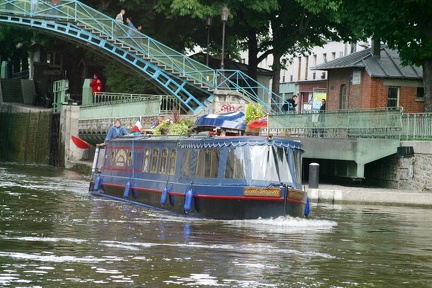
[340,85,347,109]
[417,87,424,99]
[297,57,302,81]
[388,86,399,108]
[323,53,327,63]
[305,56,309,80]
[332,52,336,60]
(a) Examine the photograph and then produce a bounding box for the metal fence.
[88,92,184,114]
[401,113,432,140]
[265,107,404,139]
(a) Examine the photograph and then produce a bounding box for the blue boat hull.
[89,134,308,219]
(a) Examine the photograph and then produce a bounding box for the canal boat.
[89,112,309,219]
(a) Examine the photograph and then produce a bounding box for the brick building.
[312,43,424,113]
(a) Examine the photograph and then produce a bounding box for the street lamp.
[220,5,229,71]
[206,17,212,66]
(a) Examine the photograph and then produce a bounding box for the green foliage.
[245,103,264,123]
[103,62,151,93]
[153,119,194,135]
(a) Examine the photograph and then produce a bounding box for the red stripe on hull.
[92,182,306,204]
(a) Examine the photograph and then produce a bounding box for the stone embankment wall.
[365,141,432,191]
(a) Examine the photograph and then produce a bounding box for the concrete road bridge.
[265,108,407,180]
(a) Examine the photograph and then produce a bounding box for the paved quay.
[305,184,432,206]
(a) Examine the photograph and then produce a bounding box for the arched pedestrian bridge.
[0,0,284,115]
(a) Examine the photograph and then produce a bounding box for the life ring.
[160,187,168,205]
[184,189,194,213]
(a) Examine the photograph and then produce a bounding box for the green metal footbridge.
[0,0,285,115]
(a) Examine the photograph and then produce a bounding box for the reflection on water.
[1,162,432,287]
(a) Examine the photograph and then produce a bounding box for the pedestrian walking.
[115,9,125,24]
[126,17,136,37]
[318,99,326,138]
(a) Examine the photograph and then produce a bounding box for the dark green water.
[1,163,431,287]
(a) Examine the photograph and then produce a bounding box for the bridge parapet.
[265,107,403,139]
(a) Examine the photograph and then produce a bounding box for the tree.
[150,0,355,95]
[340,0,432,112]
[0,27,33,73]
[299,0,432,111]
[267,0,353,94]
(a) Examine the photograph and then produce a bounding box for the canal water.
[1,163,431,287]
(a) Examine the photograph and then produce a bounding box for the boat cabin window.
[168,148,177,175]
[195,149,220,178]
[128,151,132,167]
[181,150,193,177]
[110,151,115,165]
[159,148,168,174]
[150,148,159,173]
[250,146,294,183]
[225,148,245,179]
[142,148,151,173]
[293,150,302,185]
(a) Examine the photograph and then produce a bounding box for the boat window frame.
[159,148,168,174]
[127,150,132,167]
[168,148,177,175]
[195,148,220,178]
[110,150,115,166]
[142,147,151,173]
[150,148,159,174]
[225,147,246,179]
[181,149,193,178]
[249,145,294,183]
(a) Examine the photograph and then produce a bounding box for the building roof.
[312,45,423,79]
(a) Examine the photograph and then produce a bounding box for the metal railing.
[401,113,432,140]
[265,107,403,139]
[0,0,285,113]
[87,92,184,114]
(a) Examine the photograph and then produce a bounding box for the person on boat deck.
[105,119,130,143]
[90,74,102,96]
[150,114,165,129]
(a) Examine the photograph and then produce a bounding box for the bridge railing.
[84,92,184,114]
[401,113,432,140]
[219,70,285,113]
[0,0,215,85]
[0,0,286,113]
[264,107,403,139]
